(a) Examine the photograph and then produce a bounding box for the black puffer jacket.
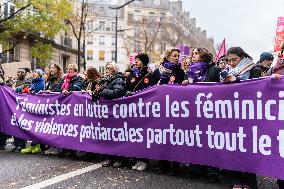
[152,65,185,85]
[204,62,221,82]
[46,76,63,92]
[100,73,126,100]
[249,64,267,79]
[126,68,155,92]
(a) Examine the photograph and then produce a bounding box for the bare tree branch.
[0,4,31,24]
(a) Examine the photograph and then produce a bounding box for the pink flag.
[215,38,226,63]
[274,17,284,52]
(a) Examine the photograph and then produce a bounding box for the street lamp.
[109,0,142,63]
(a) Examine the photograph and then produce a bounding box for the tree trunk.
[77,39,81,73]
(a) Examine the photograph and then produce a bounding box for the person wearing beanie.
[28,69,45,94]
[126,53,154,93]
[21,69,45,155]
[121,53,154,171]
[250,52,274,78]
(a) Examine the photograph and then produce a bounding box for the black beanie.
[135,53,149,66]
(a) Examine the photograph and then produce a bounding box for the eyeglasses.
[105,67,114,71]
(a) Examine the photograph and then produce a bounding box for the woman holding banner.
[153,47,185,85]
[221,47,257,189]
[92,62,126,168]
[84,67,101,93]
[152,47,184,176]
[45,64,64,93]
[20,69,46,154]
[183,47,221,85]
[125,53,155,171]
[61,64,86,95]
[182,47,221,183]
[44,64,64,155]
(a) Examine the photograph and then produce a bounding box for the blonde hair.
[67,64,78,72]
[160,47,180,63]
[106,62,119,73]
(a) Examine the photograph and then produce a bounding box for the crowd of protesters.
[0,45,284,189]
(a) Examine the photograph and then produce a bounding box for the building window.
[99,21,105,30]
[111,51,116,61]
[4,4,8,18]
[99,7,105,13]
[87,35,93,45]
[134,41,140,52]
[111,36,116,46]
[99,36,105,45]
[99,51,105,61]
[87,21,93,31]
[149,12,155,15]
[87,50,93,60]
[111,22,116,31]
[10,5,15,15]
[154,0,160,5]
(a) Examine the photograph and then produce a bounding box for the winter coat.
[14,79,31,93]
[126,68,155,92]
[152,65,185,85]
[204,63,221,82]
[30,77,45,93]
[46,75,63,92]
[249,65,265,79]
[100,73,126,100]
[62,75,86,92]
[267,57,284,76]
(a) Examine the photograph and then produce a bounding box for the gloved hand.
[15,87,23,93]
[125,91,132,97]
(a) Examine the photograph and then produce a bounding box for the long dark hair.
[227,47,252,59]
[47,64,62,81]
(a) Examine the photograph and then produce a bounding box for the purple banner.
[1,78,284,179]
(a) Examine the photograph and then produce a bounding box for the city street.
[0,142,279,189]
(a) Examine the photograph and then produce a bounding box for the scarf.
[227,58,254,81]
[62,72,77,91]
[131,67,143,78]
[159,61,180,85]
[188,62,209,82]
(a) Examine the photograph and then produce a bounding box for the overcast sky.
[182,0,284,60]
